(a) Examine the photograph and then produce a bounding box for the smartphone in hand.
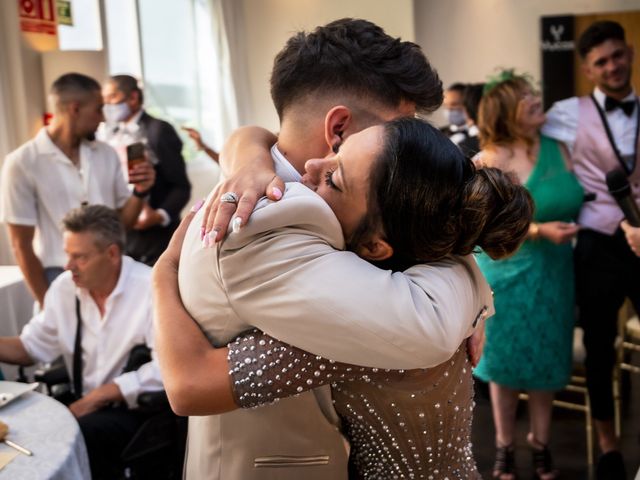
[126,142,145,183]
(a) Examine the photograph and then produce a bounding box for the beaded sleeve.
[228,328,406,408]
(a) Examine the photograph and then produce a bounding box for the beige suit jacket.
[178,182,494,479]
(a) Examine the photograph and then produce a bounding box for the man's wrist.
[133,187,152,199]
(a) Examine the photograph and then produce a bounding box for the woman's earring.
[332,143,340,154]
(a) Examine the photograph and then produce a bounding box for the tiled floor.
[471,375,640,479]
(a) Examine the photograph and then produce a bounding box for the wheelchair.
[32,347,187,480]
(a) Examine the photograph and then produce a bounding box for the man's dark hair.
[463,83,484,123]
[578,20,626,58]
[51,73,101,99]
[63,205,126,251]
[447,83,467,94]
[110,74,144,104]
[270,18,442,119]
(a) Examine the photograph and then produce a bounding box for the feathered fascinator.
[483,69,535,95]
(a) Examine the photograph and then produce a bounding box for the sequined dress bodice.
[228,330,480,479]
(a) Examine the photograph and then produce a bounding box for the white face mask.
[443,108,467,127]
[103,102,131,125]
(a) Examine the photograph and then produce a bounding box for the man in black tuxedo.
[99,75,191,265]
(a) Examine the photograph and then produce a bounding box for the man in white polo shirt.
[0,205,163,479]
[0,73,155,307]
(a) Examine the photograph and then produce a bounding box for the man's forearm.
[119,196,145,228]
[11,238,48,306]
[220,126,277,178]
[0,337,34,366]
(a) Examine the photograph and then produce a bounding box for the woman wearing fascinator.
[473,70,584,480]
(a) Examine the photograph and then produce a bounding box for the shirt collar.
[124,109,144,126]
[271,143,302,182]
[593,87,637,109]
[75,255,134,301]
[34,127,97,161]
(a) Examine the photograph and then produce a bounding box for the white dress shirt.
[271,143,302,182]
[542,87,638,156]
[0,129,131,268]
[20,256,163,407]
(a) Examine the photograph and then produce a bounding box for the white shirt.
[20,256,163,407]
[542,87,638,156]
[0,128,131,268]
[271,144,302,182]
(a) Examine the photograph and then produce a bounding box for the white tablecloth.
[0,390,90,479]
[0,267,35,380]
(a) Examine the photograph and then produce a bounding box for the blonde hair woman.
[473,71,583,480]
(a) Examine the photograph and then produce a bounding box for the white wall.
[41,50,108,109]
[241,0,415,130]
[414,0,640,88]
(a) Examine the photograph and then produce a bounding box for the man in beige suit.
[156,19,493,479]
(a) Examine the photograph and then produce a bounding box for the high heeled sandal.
[528,434,558,480]
[493,444,516,479]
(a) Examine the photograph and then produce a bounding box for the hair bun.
[455,167,533,259]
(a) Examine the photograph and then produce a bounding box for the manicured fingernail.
[200,226,206,241]
[191,199,205,213]
[211,227,221,244]
[231,217,242,234]
[272,187,283,200]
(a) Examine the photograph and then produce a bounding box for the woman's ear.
[324,106,352,154]
[356,235,394,262]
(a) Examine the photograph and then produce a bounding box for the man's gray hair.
[62,205,125,251]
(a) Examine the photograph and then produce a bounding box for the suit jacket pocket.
[254,455,330,468]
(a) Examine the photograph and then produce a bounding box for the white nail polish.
[231,217,242,234]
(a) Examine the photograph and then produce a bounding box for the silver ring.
[220,192,239,204]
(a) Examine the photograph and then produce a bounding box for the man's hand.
[133,203,164,230]
[538,221,579,244]
[129,160,156,193]
[621,220,640,256]
[466,318,486,368]
[201,166,285,246]
[182,127,205,150]
[68,383,123,418]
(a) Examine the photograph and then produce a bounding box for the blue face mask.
[444,108,467,127]
[103,102,131,125]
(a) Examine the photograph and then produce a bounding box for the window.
[58,0,102,51]
[105,0,223,159]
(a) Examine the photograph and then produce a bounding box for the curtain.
[206,0,252,136]
[0,1,37,264]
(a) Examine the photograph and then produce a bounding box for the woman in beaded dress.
[154,118,533,479]
[472,72,583,480]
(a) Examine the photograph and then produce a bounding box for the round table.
[0,390,90,479]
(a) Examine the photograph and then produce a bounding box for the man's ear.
[581,60,595,84]
[129,90,141,108]
[356,235,394,262]
[107,244,120,262]
[324,106,352,154]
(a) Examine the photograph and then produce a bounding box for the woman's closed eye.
[324,170,342,191]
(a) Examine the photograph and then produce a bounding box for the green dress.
[474,135,583,390]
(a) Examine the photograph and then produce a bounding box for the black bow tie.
[604,96,636,117]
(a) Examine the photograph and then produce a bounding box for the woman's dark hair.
[463,83,485,124]
[355,117,533,268]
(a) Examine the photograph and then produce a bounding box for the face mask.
[103,102,131,125]
[444,108,467,127]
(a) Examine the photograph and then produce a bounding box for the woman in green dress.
[473,71,583,480]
